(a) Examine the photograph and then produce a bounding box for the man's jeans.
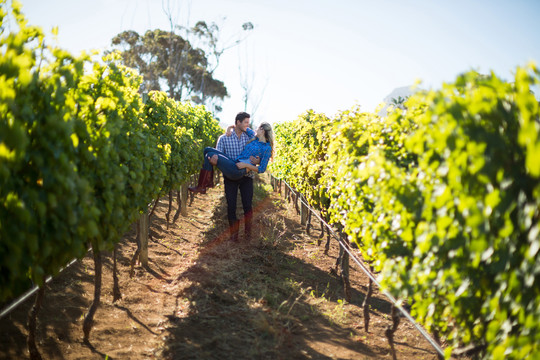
[224,175,253,241]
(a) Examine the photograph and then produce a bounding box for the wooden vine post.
[166,190,173,229]
[83,243,102,342]
[293,190,300,214]
[300,194,309,226]
[340,232,352,302]
[173,190,181,223]
[385,305,401,360]
[138,210,149,267]
[112,244,122,302]
[27,287,45,360]
[363,274,374,332]
[189,174,196,206]
[305,210,312,235]
[180,183,188,216]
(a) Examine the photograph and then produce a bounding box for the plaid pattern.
[216,128,255,159]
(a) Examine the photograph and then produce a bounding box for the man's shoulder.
[217,133,231,144]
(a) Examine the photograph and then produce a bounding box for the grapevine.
[270,67,540,359]
[0,1,222,354]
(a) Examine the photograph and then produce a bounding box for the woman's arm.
[226,125,254,137]
[236,162,258,172]
[256,147,272,173]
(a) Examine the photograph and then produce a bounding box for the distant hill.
[377,85,418,117]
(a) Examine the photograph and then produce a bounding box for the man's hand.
[250,156,260,165]
[236,162,248,169]
[208,154,218,166]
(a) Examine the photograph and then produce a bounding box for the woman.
[189,122,274,194]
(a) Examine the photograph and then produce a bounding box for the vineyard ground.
[0,174,440,359]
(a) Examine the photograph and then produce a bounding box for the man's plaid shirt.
[216,128,256,159]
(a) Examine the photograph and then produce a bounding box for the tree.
[189,20,254,112]
[390,95,408,110]
[237,24,267,120]
[110,29,227,107]
[110,16,253,114]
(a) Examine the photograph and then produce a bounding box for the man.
[210,112,259,242]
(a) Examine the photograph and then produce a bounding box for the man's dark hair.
[235,112,250,124]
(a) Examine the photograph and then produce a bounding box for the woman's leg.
[189,147,223,194]
[204,149,245,180]
[202,147,221,171]
[203,147,232,171]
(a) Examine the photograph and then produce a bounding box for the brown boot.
[188,169,212,194]
[207,170,215,188]
[229,220,240,242]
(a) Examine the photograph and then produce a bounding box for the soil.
[0,174,441,360]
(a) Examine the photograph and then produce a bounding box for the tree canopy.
[110,26,228,110]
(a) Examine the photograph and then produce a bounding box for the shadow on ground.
[0,222,139,359]
[157,181,395,360]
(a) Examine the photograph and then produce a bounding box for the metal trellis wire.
[0,258,79,320]
[273,175,445,358]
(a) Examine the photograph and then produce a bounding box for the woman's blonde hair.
[248,122,274,159]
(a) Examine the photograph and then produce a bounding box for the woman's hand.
[226,125,235,137]
[237,162,258,172]
[249,155,260,165]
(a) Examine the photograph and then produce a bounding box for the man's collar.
[234,128,245,138]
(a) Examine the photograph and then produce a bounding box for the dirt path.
[0,175,440,359]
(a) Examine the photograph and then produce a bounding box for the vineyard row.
[270,174,446,359]
[1,6,223,357]
[268,67,540,360]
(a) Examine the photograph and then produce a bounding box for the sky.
[9,0,540,127]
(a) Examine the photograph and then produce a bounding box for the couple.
[189,112,274,242]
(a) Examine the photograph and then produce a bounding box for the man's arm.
[209,154,218,166]
[228,126,254,138]
[216,135,225,152]
[210,135,225,166]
